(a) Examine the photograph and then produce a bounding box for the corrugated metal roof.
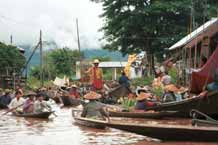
[169,18,218,50]
[98,61,127,68]
[76,61,127,68]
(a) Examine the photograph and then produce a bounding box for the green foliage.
[93,0,218,59]
[131,76,154,87]
[0,42,25,73]
[29,48,83,80]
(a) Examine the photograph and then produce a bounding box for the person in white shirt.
[8,90,25,113]
[34,93,51,113]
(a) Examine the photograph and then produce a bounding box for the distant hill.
[22,47,127,67]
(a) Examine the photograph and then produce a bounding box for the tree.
[92,0,218,61]
[29,48,84,80]
[0,42,25,74]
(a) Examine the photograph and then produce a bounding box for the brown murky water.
[0,104,217,145]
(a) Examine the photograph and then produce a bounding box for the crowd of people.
[0,88,52,114]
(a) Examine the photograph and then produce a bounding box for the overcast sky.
[0,0,103,49]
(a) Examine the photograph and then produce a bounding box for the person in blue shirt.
[207,69,218,92]
[0,89,12,109]
[119,71,130,88]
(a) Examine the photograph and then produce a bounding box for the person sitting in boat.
[207,69,218,92]
[135,87,157,111]
[68,84,80,100]
[8,90,25,113]
[23,91,36,114]
[0,89,12,108]
[161,75,187,102]
[34,93,52,113]
[119,70,130,88]
[81,91,106,119]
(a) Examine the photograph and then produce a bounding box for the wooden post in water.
[39,30,44,87]
[76,18,81,53]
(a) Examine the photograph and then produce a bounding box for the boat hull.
[148,91,218,117]
[74,117,106,129]
[13,111,53,119]
[108,111,177,119]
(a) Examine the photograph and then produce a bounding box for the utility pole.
[39,30,44,87]
[10,35,13,45]
[76,18,81,53]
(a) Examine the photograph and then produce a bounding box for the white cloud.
[0,0,103,49]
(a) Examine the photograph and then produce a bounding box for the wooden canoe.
[147,90,218,117]
[108,110,178,119]
[104,120,218,142]
[60,96,80,107]
[12,111,53,119]
[73,117,106,129]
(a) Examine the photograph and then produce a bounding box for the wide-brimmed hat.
[26,91,37,97]
[164,84,179,93]
[5,89,11,94]
[136,92,151,101]
[71,84,78,88]
[84,91,101,100]
[93,59,100,64]
[136,86,150,96]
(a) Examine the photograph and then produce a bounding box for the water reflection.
[0,105,217,145]
[0,105,145,145]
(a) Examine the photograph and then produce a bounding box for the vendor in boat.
[8,90,25,113]
[161,75,187,102]
[0,89,12,108]
[118,70,130,88]
[207,69,218,92]
[81,91,106,119]
[34,93,52,113]
[135,87,156,111]
[68,84,80,100]
[164,58,177,84]
[23,91,36,114]
[86,59,104,91]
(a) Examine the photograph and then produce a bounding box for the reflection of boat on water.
[60,96,80,107]
[147,91,218,117]
[12,111,53,119]
[108,110,178,119]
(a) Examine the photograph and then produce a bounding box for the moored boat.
[147,90,218,117]
[108,110,178,119]
[12,111,53,119]
[104,120,218,142]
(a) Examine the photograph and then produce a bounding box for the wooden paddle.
[1,103,24,116]
[43,104,58,117]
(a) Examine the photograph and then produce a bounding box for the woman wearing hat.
[81,91,106,119]
[23,91,36,113]
[86,59,103,90]
[135,87,157,111]
[68,84,80,100]
[34,93,52,113]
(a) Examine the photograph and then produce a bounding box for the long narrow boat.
[147,90,218,117]
[108,110,177,119]
[60,96,80,107]
[12,111,53,119]
[104,120,218,142]
[73,117,106,129]
[72,109,106,129]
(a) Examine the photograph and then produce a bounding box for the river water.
[0,104,217,145]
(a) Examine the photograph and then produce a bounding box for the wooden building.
[169,18,218,69]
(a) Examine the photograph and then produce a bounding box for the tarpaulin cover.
[190,48,218,94]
